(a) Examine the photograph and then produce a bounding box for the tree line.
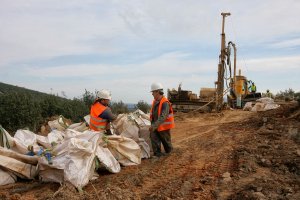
[0,83,150,134]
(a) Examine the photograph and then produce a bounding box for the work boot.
[152,152,163,158]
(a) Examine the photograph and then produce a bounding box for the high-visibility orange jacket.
[89,102,108,131]
[150,96,175,132]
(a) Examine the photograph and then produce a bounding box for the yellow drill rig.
[168,12,261,112]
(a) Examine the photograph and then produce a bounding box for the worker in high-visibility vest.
[251,82,257,93]
[149,82,175,157]
[90,89,116,134]
[266,89,273,98]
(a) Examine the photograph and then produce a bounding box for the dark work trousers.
[150,129,173,156]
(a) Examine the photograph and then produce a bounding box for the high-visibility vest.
[266,92,272,98]
[251,85,256,92]
[150,97,175,132]
[89,102,108,131]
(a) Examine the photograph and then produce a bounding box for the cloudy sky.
[1,0,299,103]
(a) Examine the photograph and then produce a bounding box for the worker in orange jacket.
[149,83,175,157]
[90,89,116,134]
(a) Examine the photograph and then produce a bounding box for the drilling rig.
[168,12,261,112]
[216,13,261,110]
[215,12,231,111]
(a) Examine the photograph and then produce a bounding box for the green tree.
[110,101,129,114]
[82,89,96,109]
[135,100,151,113]
[0,92,42,134]
[276,88,297,101]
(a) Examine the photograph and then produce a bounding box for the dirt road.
[1,103,299,200]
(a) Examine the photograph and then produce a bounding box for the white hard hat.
[151,82,163,92]
[97,89,112,100]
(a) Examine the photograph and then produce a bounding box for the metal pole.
[216,12,231,111]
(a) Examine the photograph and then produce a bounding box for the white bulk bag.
[12,130,40,154]
[0,126,15,149]
[95,145,121,173]
[106,135,142,166]
[0,154,37,179]
[0,168,16,186]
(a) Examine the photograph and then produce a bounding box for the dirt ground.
[1,102,300,200]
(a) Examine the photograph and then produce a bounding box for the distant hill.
[0,82,65,99]
[0,82,89,133]
[0,82,149,133]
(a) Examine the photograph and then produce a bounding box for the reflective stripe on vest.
[90,102,108,131]
[150,96,175,132]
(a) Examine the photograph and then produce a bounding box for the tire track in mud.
[135,112,252,199]
[129,124,220,199]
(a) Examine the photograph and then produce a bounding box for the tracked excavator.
[168,12,261,112]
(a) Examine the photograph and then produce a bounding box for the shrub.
[135,100,151,113]
[110,101,129,114]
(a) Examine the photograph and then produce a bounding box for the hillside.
[0,82,89,133]
[0,82,146,133]
[0,82,66,99]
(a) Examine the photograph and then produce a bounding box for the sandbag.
[106,135,142,166]
[64,128,86,139]
[68,122,89,132]
[243,102,253,111]
[139,126,152,154]
[0,168,16,186]
[112,110,151,158]
[39,131,102,189]
[256,97,274,104]
[12,129,40,154]
[132,109,151,126]
[251,102,266,112]
[113,114,140,141]
[138,138,151,158]
[36,130,65,149]
[95,145,121,173]
[36,134,51,149]
[84,115,91,125]
[264,103,280,111]
[48,115,70,131]
[0,147,38,165]
[251,101,280,112]
[0,125,15,149]
[0,154,37,179]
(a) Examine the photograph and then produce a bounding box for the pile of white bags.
[112,109,152,159]
[0,110,151,189]
[243,97,280,112]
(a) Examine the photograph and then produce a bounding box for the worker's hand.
[149,126,153,132]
